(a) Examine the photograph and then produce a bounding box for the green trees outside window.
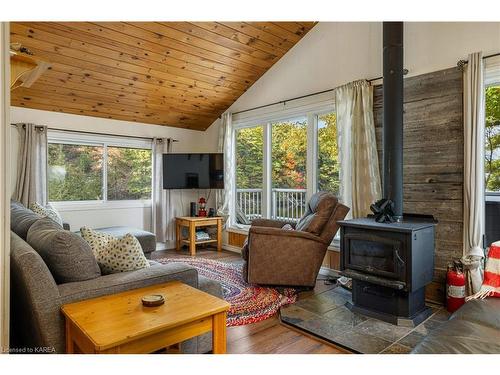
[48,142,152,202]
[485,86,500,192]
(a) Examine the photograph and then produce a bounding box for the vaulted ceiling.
[10,22,316,130]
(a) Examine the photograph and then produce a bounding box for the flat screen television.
[162,153,224,189]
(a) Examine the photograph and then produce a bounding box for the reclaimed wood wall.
[373,67,464,283]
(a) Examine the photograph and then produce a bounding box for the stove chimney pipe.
[383,22,404,222]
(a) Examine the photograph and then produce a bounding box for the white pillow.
[80,226,150,275]
[30,202,63,226]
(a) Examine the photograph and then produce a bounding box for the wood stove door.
[341,229,407,281]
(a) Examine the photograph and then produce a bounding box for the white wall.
[10,107,219,233]
[213,21,500,117]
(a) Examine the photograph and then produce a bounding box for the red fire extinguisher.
[446,260,466,313]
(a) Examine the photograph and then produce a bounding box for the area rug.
[280,285,450,353]
[156,257,297,326]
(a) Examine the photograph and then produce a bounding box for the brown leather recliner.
[241,191,350,288]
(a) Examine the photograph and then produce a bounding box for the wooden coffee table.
[61,281,230,354]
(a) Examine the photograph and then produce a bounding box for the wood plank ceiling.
[10,22,316,131]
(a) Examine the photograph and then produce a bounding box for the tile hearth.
[280,285,449,354]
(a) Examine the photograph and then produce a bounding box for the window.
[48,143,104,201]
[47,132,152,204]
[107,146,152,200]
[233,101,336,228]
[485,85,500,193]
[271,117,307,221]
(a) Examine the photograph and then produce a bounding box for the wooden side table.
[61,281,230,354]
[176,216,223,256]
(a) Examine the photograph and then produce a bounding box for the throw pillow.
[30,202,64,226]
[10,200,40,240]
[80,227,150,275]
[26,218,101,284]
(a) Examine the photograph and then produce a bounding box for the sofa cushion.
[27,218,101,284]
[29,202,64,226]
[296,192,338,235]
[10,200,41,240]
[80,226,150,275]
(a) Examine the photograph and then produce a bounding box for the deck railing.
[236,188,307,223]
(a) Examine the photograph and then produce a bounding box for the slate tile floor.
[280,284,450,354]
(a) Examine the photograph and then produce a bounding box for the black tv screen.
[163,153,224,189]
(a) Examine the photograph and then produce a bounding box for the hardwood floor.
[152,245,345,354]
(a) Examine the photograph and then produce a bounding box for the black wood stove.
[339,216,435,326]
[338,22,436,327]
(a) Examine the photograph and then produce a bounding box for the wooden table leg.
[212,311,227,354]
[189,222,196,256]
[175,221,181,251]
[217,219,222,252]
[65,320,75,354]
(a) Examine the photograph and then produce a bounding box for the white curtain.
[152,138,174,242]
[462,52,485,296]
[335,80,382,218]
[14,123,48,207]
[216,112,237,228]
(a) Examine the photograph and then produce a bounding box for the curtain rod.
[10,123,179,143]
[457,51,500,69]
[229,69,409,118]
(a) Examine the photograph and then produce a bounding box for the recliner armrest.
[250,218,296,229]
[249,225,326,244]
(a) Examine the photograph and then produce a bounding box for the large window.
[233,105,337,226]
[48,132,152,204]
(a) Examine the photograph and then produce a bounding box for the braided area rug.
[156,257,297,326]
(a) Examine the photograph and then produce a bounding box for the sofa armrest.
[249,226,326,244]
[58,263,198,304]
[251,218,295,229]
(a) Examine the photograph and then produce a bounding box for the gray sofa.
[412,299,500,353]
[10,201,223,354]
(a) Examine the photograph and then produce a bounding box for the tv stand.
[175,216,223,256]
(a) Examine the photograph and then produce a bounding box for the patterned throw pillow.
[30,202,64,226]
[80,226,150,275]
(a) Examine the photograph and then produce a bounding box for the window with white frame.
[47,131,152,204]
[233,97,337,227]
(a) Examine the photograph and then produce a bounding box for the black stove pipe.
[382,22,404,222]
